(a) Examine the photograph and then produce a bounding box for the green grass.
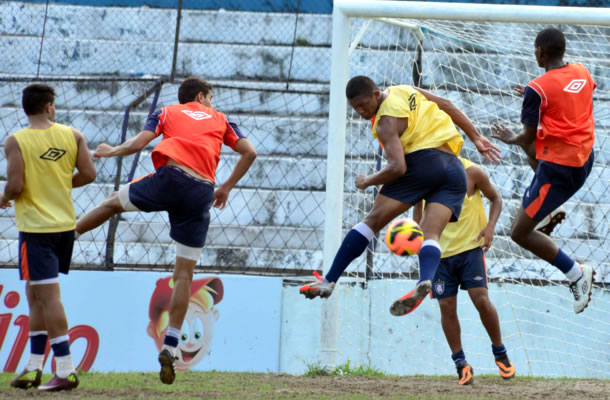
[0,369,608,400]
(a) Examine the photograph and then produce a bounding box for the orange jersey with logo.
[144,101,243,183]
[525,63,595,167]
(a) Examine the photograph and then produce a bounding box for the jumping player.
[75,77,257,383]
[5,84,96,391]
[300,75,501,316]
[414,157,515,385]
[491,28,595,313]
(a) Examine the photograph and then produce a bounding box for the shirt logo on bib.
[40,148,66,161]
[181,110,212,121]
[563,79,587,94]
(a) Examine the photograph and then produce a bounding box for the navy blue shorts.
[523,151,594,222]
[432,247,487,299]
[128,166,215,248]
[379,149,467,222]
[18,230,75,283]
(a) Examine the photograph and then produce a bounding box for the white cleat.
[570,264,595,314]
[536,206,566,236]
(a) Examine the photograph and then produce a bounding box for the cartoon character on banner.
[146,276,223,370]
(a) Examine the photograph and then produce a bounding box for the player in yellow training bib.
[300,75,501,316]
[414,157,515,385]
[2,84,96,392]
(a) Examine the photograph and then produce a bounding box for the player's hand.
[355,174,370,190]
[514,84,525,96]
[490,122,519,145]
[0,199,12,209]
[93,143,115,158]
[473,135,502,162]
[213,186,230,209]
[477,225,494,252]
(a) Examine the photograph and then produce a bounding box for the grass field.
[1,369,609,399]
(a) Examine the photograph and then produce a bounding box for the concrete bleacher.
[0,2,608,281]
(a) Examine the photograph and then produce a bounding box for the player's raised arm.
[93,129,157,159]
[414,87,502,162]
[1,135,25,208]
[355,115,407,190]
[213,120,257,210]
[469,165,502,252]
[71,128,96,188]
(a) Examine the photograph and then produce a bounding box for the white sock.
[565,263,583,283]
[55,354,74,378]
[352,222,374,241]
[26,354,44,371]
[162,344,178,358]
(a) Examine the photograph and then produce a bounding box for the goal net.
[328,2,610,378]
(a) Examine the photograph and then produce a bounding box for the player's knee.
[104,192,124,213]
[510,226,525,245]
[473,295,493,312]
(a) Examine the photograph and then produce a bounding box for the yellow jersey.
[12,123,77,233]
[438,157,487,258]
[371,85,464,155]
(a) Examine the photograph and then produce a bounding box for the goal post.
[323,0,610,375]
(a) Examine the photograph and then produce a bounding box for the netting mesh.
[338,18,610,377]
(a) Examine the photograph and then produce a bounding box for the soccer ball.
[385,218,424,256]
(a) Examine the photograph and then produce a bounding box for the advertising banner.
[0,270,282,373]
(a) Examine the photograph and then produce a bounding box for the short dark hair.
[535,28,566,60]
[22,84,55,116]
[178,77,212,104]
[345,76,378,99]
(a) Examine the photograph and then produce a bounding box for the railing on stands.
[105,79,165,269]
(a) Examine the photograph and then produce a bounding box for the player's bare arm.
[93,129,157,158]
[1,135,25,208]
[470,165,502,252]
[72,127,96,188]
[414,87,502,162]
[355,115,407,190]
[213,138,257,210]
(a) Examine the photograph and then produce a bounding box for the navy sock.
[452,349,467,367]
[30,333,48,355]
[492,344,507,358]
[418,242,441,282]
[551,249,575,274]
[51,340,70,357]
[325,228,371,283]
[164,335,179,348]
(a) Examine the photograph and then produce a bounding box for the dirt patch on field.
[1,372,609,399]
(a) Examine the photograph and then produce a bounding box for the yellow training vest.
[12,123,77,232]
[371,85,464,155]
[439,157,488,258]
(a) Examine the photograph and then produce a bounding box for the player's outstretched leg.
[511,208,595,313]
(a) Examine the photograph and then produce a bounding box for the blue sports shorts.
[379,149,467,222]
[432,247,487,299]
[128,166,215,248]
[18,230,75,282]
[523,151,594,222]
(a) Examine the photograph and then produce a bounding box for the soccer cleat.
[570,264,595,314]
[495,354,516,379]
[389,280,431,316]
[158,348,177,385]
[299,271,335,299]
[536,206,566,236]
[10,368,42,389]
[37,373,79,392]
[457,364,474,385]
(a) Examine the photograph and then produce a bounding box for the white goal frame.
[321,0,610,370]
